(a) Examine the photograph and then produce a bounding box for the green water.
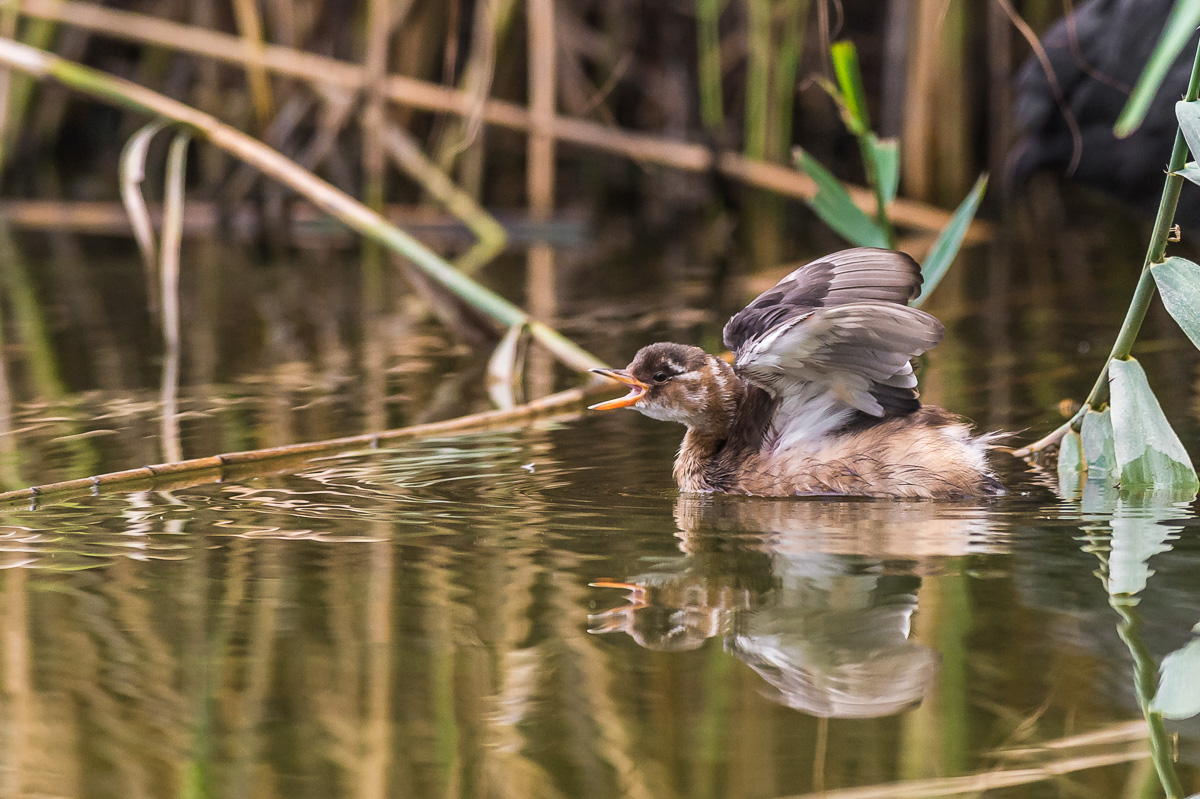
[0,220,1197,798]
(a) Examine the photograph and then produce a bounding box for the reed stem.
[695,0,724,133]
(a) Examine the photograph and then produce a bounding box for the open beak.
[588,368,648,410]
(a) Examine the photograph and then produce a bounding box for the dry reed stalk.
[525,0,556,220]
[362,0,397,211]
[773,747,1149,799]
[902,0,939,202]
[0,199,563,244]
[0,381,612,508]
[230,0,276,129]
[990,720,1148,759]
[14,0,981,236]
[0,0,20,174]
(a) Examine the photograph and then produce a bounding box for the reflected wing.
[723,249,943,417]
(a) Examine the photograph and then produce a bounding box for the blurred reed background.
[0,0,1069,254]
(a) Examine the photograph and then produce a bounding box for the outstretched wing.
[722,248,943,417]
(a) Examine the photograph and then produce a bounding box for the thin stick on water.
[0,382,614,509]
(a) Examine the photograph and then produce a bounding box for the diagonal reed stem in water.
[0,37,605,374]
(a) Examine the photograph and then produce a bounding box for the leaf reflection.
[1073,486,1199,798]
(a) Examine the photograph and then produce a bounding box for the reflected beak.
[588,368,649,410]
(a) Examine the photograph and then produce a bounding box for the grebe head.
[589,342,736,430]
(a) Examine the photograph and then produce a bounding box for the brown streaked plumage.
[590,248,1002,499]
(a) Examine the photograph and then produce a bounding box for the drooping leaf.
[795,149,889,249]
[1177,98,1200,157]
[119,118,169,272]
[1151,256,1200,349]
[830,40,869,135]
[487,322,527,410]
[913,174,988,307]
[1057,428,1085,498]
[1081,408,1118,478]
[1116,0,1200,137]
[866,134,900,206]
[1058,429,1085,475]
[1152,635,1200,719]
[1173,160,1200,185]
[1109,357,1200,491]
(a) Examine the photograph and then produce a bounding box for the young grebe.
[590,248,1001,499]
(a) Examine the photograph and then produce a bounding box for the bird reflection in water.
[590,496,997,718]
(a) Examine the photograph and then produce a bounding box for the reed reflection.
[591,495,996,718]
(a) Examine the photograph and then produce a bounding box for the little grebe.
[590,248,1001,499]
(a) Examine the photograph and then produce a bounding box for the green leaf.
[1057,428,1085,498]
[830,40,869,135]
[1151,256,1200,350]
[1058,428,1085,475]
[1152,635,1200,719]
[1116,0,1200,137]
[1172,160,1200,185]
[913,174,988,307]
[795,149,889,248]
[1109,357,1200,490]
[866,134,900,206]
[1081,408,1118,478]
[1178,98,1200,157]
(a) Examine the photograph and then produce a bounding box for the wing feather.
[723,249,942,419]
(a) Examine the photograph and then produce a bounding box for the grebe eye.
[653,371,669,383]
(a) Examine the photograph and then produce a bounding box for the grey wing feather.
[723,249,941,417]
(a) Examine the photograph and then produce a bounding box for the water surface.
[0,219,1197,798]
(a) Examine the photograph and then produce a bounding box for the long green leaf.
[913,174,988,306]
[1152,635,1200,719]
[1117,0,1200,137]
[830,40,869,135]
[1109,357,1200,490]
[1151,256,1200,349]
[795,149,889,248]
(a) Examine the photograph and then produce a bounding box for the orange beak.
[588,368,649,410]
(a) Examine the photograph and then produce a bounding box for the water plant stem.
[0,38,604,374]
[1086,40,1200,407]
[1014,34,1200,458]
[1112,598,1186,799]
